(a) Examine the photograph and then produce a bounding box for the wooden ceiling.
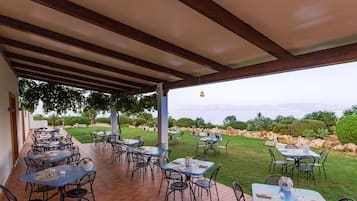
[0,0,357,95]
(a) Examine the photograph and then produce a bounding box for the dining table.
[117,138,140,147]
[276,146,320,174]
[162,158,215,201]
[130,146,166,157]
[200,136,222,155]
[252,183,326,201]
[28,150,72,165]
[21,164,95,201]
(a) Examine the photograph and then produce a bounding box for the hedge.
[336,115,357,144]
[64,116,90,126]
[290,119,326,137]
[96,117,111,124]
[119,116,133,125]
[224,121,247,130]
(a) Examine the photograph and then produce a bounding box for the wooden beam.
[165,42,357,90]
[0,15,193,79]
[179,0,293,60]
[12,61,134,91]
[32,0,231,72]
[16,70,121,94]
[0,36,164,83]
[4,52,150,89]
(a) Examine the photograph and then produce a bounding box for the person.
[215,133,222,140]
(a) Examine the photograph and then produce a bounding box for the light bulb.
[200,91,205,97]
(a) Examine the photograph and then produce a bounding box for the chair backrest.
[68,153,81,164]
[225,138,230,147]
[0,185,17,201]
[164,168,183,181]
[285,144,297,149]
[77,157,93,166]
[79,171,96,186]
[232,182,245,201]
[264,174,282,185]
[71,146,80,154]
[338,198,355,201]
[268,149,276,161]
[209,164,222,184]
[319,149,329,164]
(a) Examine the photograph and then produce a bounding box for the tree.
[303,111,337,130]
[343,105,357,117]
[168,116,176,127]
[246,113,273,131]
[194,117,205,128]
[19,79,85,114]
[223,115,237,124]
[176,118,195,127]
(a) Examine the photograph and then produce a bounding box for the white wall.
[0,53,23,185]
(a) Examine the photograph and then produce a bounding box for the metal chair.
[264,174,282,185]
[294,157,316,184]
[194,164,222,201]
[232,182,246,201]
[67,152,81,165]
[217,139,230,155]
[195,138,207,154]
[66,171,96,201]
[338,198,356,201]
[0,185,44,201]
[309,149,329,179]
[136,136,145,147]
[268,149,288,174]
[191,155,208,181]
[164,168,190,201]
[111,142,127,163]
[130,152,152,182]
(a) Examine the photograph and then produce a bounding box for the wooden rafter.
[0,36,164,83]
[16,70,121,94]
[179,0,293,59]
[165,42,357,90]
[32,0,231,72]
[4,52,150,89]
[12,61,134,91]
[0,15,193,79]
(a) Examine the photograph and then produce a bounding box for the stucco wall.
[0,53,22,185]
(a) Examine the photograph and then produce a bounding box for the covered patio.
[1,0,357,201]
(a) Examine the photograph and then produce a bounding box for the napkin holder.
[185,157,193,168]
[278,176,293,192]
[302,144,310,153]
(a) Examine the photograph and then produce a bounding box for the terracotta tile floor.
[1,134,252,201]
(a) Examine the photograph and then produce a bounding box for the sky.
[167,62,357,124]
[34,61,357,125]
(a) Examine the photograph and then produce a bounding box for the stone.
[264,140,276,147]
[344,143,357,152]
[278,135,289,144]
[310,139,325,148]
[323,140,340,149]
[332,144,345,151]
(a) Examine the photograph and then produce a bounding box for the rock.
[310,139,325,148]
[278,135,289,144]
[264,140,276,147]
[344,143,357,152]
[332,144,345,151]
[323,140,340,149]
[226,127,238,135]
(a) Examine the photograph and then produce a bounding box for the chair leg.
[215,184,219,201]
[322,166,327,179]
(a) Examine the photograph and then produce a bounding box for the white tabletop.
[252,183,325,201]
[277,148,320,159]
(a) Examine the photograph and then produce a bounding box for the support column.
[110,101,118,140]
[157,83,168,149]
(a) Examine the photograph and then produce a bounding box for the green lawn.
[66,127,357,201]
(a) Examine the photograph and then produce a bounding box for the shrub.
[64,116,90,126]
[96,117,111,124]
[120,124,130,128]
[176,118,195,127]
[33,114,46,120]
[303,111,337,132]
[336,115,357,144]
[205,122,216,129]
[225,121,247,130]
[246,113,273,131]
[272,123,290,135]
[133,118,147,126]
[119,115,133,125]
[290,119,326,137]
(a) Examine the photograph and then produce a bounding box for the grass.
[66,127,357,201]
